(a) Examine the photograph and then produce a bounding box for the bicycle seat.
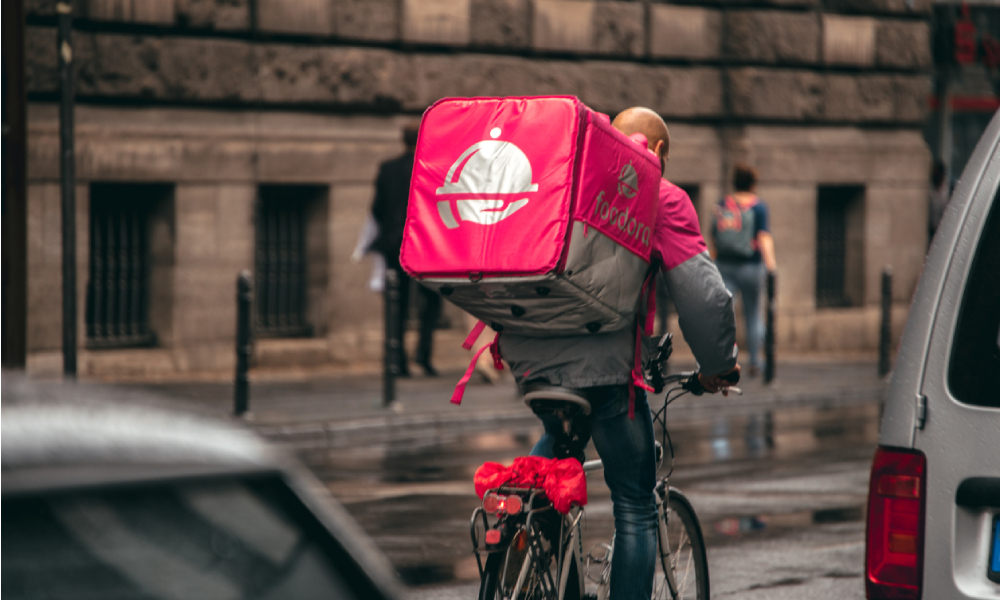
[523,384,592,417]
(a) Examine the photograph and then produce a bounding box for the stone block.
[333,0,400,43]
[402,0,470,46]
[88,0,176,24]
[824,75,895,122]
[728,68,825,120]
[823,15,875,67]
[724,10,820,65]
[24,0,57,17]
[176,0,250,30]
[25,28,58,95]
[876,20,931,70]
[891,75,930,123]
[649,5,721,61]
[533,0,595,54]
[823,0,931,16]
[470,0,530,49]
[413,53,583,106]
[593,2,644,57]
[256,45,418,110]
[67,34,257,102]
[257,0,333,36]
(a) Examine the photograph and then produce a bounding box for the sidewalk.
[118,357,888,451]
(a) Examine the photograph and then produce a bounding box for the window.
[949,190,1000,408]
[816,186,865,308]
[86,184,170,348]
[1,475,375,599]
[255,185,327,337]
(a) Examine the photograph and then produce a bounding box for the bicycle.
[471,334,740,600]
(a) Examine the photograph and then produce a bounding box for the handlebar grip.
[721,370,741,384]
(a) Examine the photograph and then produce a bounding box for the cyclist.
[500,107,740,600]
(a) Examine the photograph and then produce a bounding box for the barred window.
[816,186,865,308]
[86,184,169,348]
[255,185,327,337]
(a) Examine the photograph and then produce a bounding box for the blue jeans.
[717,260,765,370]
[530,385,657,600]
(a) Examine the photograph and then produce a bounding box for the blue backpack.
[713,196,757,259]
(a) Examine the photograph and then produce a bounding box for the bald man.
[501,107,739,600]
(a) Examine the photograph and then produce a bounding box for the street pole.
[764,270,776,384]
[234,271,253,416]
[383,269,400,408]
[879,267,893,378]
[58,1,77,378]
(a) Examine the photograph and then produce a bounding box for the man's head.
[403,122,420,153]
[732,163,757,193]
[611,107,669,175]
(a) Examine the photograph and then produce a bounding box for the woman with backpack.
[711,164,778,377]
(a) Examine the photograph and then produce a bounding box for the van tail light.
[866,447,926,600]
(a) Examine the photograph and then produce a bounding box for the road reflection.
[302,401,880,586]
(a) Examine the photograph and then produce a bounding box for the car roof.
[2,372,280,492]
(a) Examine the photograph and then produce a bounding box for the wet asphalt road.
[301,400,881,599]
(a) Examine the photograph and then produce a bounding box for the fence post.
[58,2,77,378]
[383,269,400,407]
[879,267,893,377]
[764,270,776,384]
[234,271,252,416]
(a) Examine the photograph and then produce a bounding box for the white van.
[865,111,1000,599]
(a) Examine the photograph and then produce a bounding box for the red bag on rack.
[474,456,587,514]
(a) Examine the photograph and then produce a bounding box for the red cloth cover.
[474,455,587,514]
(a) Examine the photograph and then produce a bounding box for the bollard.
[383,268,400,408]
[234,271,252,416]
[879,267,893,377]
[58,2,77,378]
[764,270,776,384]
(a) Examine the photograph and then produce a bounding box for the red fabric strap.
[462,320,487,350]
[451,344,492,405]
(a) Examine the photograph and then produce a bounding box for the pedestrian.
[371,123,442,377]
[710,163,777,378]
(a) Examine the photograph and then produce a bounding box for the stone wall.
[26,0,930,123]
[23,0,933,376]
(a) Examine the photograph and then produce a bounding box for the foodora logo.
[593,189,652,249]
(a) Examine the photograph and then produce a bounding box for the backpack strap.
[451,321,504,405]
[628,267,658,419]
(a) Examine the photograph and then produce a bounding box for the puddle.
[711,505,865,540]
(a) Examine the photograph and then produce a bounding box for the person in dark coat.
[371,124,442,377]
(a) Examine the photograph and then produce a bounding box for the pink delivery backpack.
[400,95,661,337]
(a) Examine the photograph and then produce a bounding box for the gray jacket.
[500,251,737,388]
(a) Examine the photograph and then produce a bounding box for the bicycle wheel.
[480,517,581,600]
[652,487,710,600]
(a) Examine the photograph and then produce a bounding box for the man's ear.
[653,139,666,161]
[653,140,667,175]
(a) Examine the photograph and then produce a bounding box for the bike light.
[865,447,926,600]
[505,495,523,515]
[485,529,501,545]
[483,493,500,514]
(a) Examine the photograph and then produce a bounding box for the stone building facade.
[23,0,932,377]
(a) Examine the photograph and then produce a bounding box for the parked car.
[866,110,1000,599]
[1,373,405,600]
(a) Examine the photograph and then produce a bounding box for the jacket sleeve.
[661,251,738,375]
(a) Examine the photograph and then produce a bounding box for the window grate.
[816,186,865,308]
[255,186,314,337]
[86,184,159,348]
